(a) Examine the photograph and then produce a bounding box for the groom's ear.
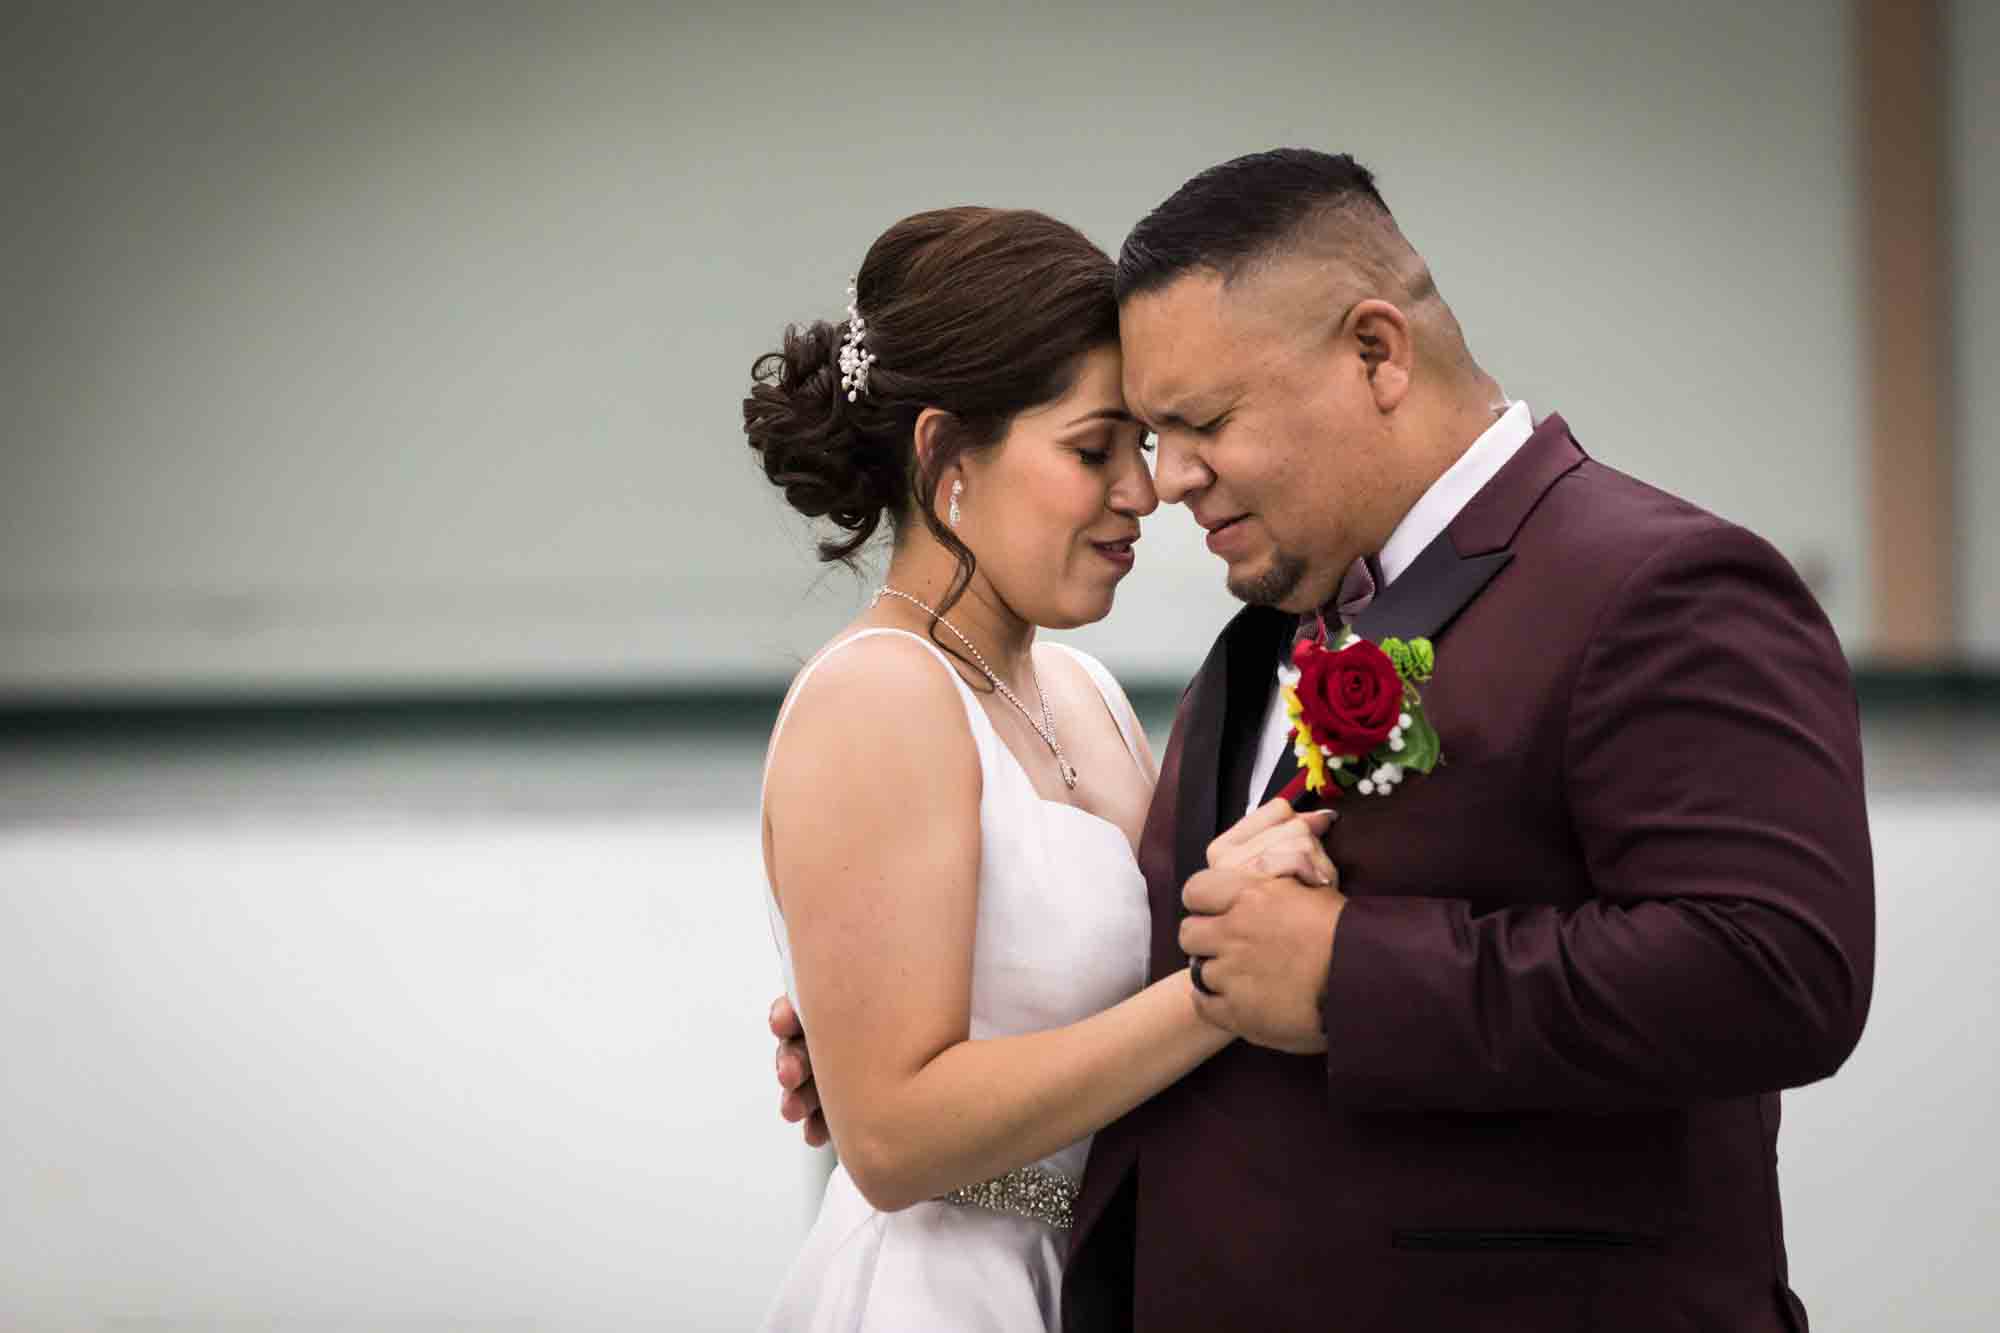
[1345,299,1412,413]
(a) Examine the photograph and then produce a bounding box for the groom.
[779,150,1875,1331]
[1066,148,1873,1332]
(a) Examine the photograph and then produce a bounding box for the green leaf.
[1395,707,1442,773]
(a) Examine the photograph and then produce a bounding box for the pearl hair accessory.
[948,479,963,527]
[838,277,876,402]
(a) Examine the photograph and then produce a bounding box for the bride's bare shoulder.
[769,629,978,794]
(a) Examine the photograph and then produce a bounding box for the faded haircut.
[1115,149,1412,302]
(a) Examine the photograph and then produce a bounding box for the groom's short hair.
[1115,149,1396,301]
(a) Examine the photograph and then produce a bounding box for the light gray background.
[17,0,1991,698]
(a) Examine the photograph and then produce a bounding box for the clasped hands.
[769,797,1346,1147]
[1182,798,1346,1055]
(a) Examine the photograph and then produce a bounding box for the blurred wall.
[3,795,1996,1330]
[1,0,1949,697]
[1955,0,1998,661]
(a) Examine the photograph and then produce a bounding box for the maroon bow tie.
[1294,556,1382,648]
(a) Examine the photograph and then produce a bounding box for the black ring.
[1190,955,1217,997]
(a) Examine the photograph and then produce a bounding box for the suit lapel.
[1217,608,1294,824]
[1171,604,1289,892]
[1169,629,1231,899]
[1354,413,1587,643]
[1349,539,1514,643]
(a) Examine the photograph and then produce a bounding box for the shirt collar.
[1377,399,1534,587]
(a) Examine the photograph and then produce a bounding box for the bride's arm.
[765,635,1227,1213]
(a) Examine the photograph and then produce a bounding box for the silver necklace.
[874,586,1078,790]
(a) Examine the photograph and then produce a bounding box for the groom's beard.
[1228,551,1308,608]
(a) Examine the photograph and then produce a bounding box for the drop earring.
[948,479,963,528]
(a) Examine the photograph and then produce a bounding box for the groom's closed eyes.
[1132,394,1242,439]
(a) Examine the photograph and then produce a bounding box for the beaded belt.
[936,1164,1077,1230]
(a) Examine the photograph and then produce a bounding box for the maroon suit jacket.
[1064,415,1874,1332]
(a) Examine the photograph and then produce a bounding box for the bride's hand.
[770,995,829,1148]
[1207,798,1337,886]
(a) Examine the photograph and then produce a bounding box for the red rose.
[1292,637,1403,755]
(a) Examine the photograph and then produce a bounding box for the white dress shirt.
[1240,401,1535,819]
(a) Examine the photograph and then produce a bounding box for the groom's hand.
[1179,867,1345,1054]
[769,995,828,1148]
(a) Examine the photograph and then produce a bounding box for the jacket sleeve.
[1320,523,1875,1109]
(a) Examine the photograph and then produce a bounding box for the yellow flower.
[1282,683,1331,795]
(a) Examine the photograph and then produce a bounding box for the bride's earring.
[948,479,963,528]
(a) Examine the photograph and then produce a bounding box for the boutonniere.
[1278,620,1442,801]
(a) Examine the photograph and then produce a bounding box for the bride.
[744,206,1332,1331]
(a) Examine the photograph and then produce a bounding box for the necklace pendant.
[1058,758,1079,790]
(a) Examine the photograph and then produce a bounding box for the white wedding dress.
[758,629,1153,1332]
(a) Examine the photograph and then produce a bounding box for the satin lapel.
[1169,629,1231,901]
[1349,536,1514,643]
[1171,604,1289,893]
[1351,414,1587,644]
[1216,608,1293,827]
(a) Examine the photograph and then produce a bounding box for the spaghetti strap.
[1038,641,1154,781]
[761,627,988,801]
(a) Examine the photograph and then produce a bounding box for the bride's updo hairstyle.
[744,207,1118,616]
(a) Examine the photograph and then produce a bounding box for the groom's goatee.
[1229,553,1309,608]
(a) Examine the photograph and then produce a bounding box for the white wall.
[0,0,1867,695]
[1954,0,1999,661]
[0,814,811,1331]
[2,796,1992,1330]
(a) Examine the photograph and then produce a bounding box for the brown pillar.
[1860,0,1955,662]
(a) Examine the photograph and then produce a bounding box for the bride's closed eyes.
[1076,427,1156,468]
